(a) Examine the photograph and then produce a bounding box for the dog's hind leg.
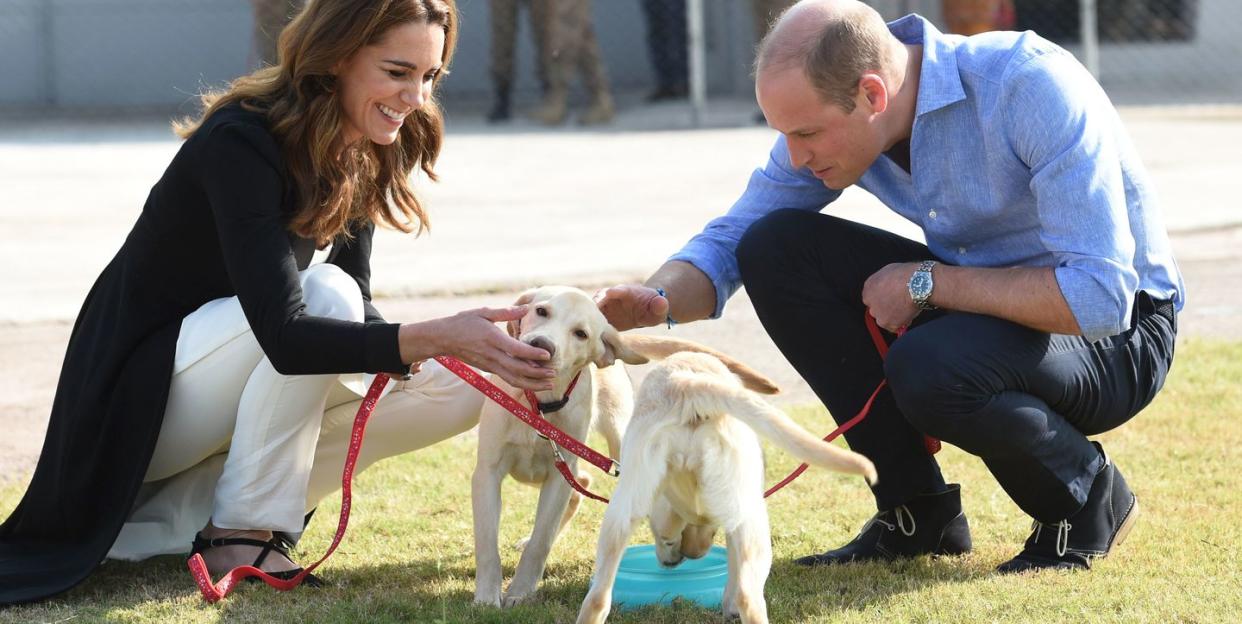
[559,471,589,535]
[514,469,589,552]
[577,450,666,624]
[723,512,772,624]
[593,365,633,461]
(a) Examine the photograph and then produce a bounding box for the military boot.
[487,86,511,123]
[578,91,614,125]
[531,87,568,125]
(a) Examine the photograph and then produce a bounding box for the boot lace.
[1031,519,1073,557]
[869,504,917,537]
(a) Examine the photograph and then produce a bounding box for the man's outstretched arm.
[595,260,717,331]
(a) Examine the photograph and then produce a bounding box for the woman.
[0,0,554,605]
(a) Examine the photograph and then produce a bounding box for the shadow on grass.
[3,547,986,623]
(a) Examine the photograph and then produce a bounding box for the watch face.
[910,272,933,299]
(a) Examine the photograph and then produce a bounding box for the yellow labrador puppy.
[472,286,647,607]
[576,351,878,624]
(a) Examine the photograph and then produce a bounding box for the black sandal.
[189,533,324,587]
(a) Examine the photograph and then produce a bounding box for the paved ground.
[1,101,1239,484]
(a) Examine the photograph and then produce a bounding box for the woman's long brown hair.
[176,0,457,245]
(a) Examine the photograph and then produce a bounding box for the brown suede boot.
[531,88,568,125]
[578,91,614,125]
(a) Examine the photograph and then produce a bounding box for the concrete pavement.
[1,101,1240,483]
[1,102,1240,323]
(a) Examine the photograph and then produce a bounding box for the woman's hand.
[399,306,555,390]
[593,284,669,331]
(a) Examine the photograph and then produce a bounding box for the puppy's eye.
[574,329,589,340]
[535,307,548,317]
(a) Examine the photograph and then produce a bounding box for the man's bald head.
[756,0,901,113]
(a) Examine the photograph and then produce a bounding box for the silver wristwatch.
[908,260,938,310]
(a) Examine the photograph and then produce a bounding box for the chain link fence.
[1,0,1239,116]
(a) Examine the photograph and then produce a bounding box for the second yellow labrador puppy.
[577,351,878,624]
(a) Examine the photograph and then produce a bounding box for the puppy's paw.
[473,589,501,607]
[501,587,536,607]
[512,535,531,551]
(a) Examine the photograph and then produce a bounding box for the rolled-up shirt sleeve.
[1004,50,1140,340]
[669,135,840,318]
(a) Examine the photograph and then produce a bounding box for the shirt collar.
[888,14,966,116]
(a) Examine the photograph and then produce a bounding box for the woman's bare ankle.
[197,521,299,574]
[200,521,273,541]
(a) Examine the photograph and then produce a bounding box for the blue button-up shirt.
[670,14,1184,341]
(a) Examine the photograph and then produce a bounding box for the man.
[529,0,614,125]
[596,0,1182,572]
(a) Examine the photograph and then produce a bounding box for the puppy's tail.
[668,371,878,485]
[622,334,780,395]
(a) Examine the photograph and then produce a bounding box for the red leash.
[187,314,940,600]
[432,356,617,477]
[433,355,617,503]
[763,313,940,498]
[188,371,392,602]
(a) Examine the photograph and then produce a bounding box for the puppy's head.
[509,286,647,379]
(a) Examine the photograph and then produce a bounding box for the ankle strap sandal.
[189,533,324,587]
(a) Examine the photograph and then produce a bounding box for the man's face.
[756,67,886,190]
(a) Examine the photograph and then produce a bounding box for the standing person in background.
[487,0,551,122]
[639,0,689,102]
[251,0,306,66]
[0,0,557,606]
[531,0,615,125]
[750,0,798,121]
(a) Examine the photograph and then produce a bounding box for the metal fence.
[0,0,1238,117]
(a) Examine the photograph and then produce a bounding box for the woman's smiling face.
[336,20,446,147]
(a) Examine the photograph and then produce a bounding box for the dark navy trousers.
[736,210,1176,522]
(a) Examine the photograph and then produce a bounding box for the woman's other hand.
[400,306,555,390]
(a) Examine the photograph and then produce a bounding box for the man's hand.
[593,284,669,331]
[399,307,555,391]
[861,262,922,333]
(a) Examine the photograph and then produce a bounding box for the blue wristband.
[655,288,677,329]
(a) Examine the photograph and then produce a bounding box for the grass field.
[2,339,1239,623]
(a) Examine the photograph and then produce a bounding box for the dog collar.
[525,371,582,414]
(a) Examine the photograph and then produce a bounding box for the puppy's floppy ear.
[507,288,538,338]
[596,326,649,368]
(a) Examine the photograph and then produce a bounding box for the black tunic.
[0,104,410,605]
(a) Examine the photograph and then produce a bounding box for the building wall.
[0,0,1238,112]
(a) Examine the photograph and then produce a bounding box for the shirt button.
[928,209,937,219]
[959,246,967,254]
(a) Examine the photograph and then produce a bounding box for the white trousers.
[108,264,484,560]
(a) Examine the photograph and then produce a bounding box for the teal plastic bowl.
[595,544,729,610]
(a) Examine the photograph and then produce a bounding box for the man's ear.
[596,326,649,368]
[857,73,889,115]
[508,288,537,338]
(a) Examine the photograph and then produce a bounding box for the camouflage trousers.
[538,0,610,98]
[251,0,305,67]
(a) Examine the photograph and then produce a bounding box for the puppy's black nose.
[527,336,556,358]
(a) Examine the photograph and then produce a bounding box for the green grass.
[3,339,1240,623]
